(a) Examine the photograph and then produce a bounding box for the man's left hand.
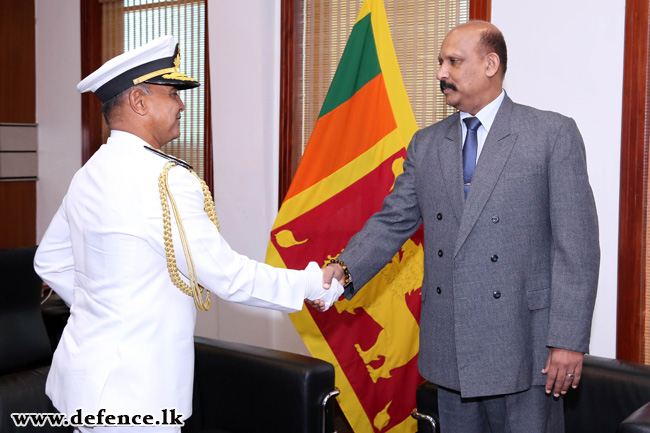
[542,347,584,397]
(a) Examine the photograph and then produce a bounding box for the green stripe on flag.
[318,13,381,118]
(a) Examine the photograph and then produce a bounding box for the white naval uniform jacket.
[34,130,317,420]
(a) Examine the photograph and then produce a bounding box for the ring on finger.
[566,373,575,378]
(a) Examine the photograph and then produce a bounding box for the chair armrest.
[187,336,337,433]
[412,381,439,433]
[411,409,438,433]
[619,402,650,433]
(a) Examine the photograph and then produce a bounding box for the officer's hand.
[304,262,343,312]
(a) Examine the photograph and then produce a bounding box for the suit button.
[492,216,499,223]
[438,250,443,257]
[437,287,442,294]
[493,291,501,299]
[437,213,443,220]
[491,255,498,262]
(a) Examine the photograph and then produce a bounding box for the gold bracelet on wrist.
[327,259,351,287]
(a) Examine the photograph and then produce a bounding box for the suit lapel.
[454,96,518,256]
[438,113,465,224]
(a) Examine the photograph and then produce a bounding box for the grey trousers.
[437,385,564,433]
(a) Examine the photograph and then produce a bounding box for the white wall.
[196,0,309,354]
[35,0,82,239]
[492,0,625,357]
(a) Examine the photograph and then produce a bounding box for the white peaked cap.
[77,35,199,103]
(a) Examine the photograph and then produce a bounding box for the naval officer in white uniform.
[34,35,342,433]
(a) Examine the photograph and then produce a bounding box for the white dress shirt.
[460,89,506,160]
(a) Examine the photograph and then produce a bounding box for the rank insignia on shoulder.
[144,146,193,170]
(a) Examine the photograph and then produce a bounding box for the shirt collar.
[108,130,150,147]
[459,90,505,133]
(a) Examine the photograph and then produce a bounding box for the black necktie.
[462,117,481,198]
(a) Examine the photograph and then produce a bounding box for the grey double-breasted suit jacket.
[339,94,600,398]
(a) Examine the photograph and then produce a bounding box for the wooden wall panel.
[278,0,295,205]
[470,0,491,21]
[617,0,649,363]
[81,0,104,164]
[0,0,37,249]
[0,182,36,248]
[0,0,35,124]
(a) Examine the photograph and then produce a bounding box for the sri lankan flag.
[265,0,423,431]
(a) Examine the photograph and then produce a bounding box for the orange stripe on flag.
[285,73,396,200]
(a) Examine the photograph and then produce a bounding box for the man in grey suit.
[321,20,599,432]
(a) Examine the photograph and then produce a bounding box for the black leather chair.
[0,246,71,433]
[185,336,338,433]
[411,355,650,433]
[565,356,650,433]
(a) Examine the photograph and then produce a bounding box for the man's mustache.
[440,80,457,93]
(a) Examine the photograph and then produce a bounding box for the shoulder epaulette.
[144,146,193,170]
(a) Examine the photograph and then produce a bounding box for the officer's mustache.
[440,80,458,93]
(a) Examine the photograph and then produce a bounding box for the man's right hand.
[322,263,345,289]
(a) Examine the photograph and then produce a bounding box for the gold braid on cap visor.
[133,50,198,84]
[133,69,198,84]
[158,161,220,311]
[133,67,177,85]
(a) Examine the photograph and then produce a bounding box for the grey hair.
[101,83,151,124]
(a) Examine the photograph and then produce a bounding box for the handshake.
[303,262,345,312]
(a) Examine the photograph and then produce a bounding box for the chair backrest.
[189,336,336,433]
[564,354,650,433]
[0,246,52,375]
